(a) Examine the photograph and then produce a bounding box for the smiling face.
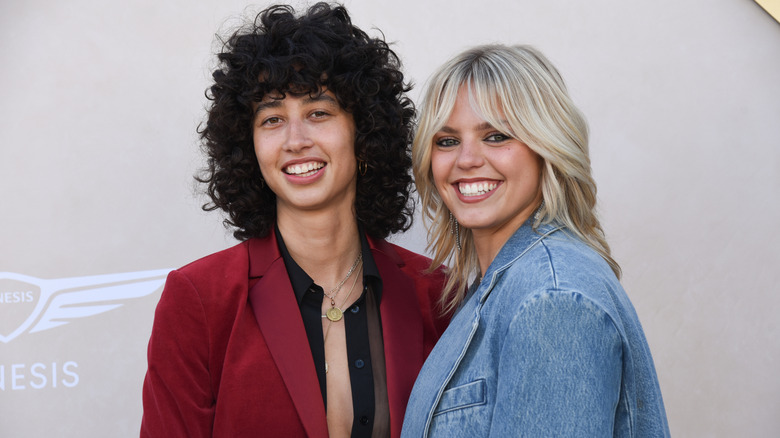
[253,90,357,217]
[431,85,544,253]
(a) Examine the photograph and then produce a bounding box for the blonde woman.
[401,45,670,437]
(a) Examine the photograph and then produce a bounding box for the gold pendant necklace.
[322,253,362,322]
[324,258,362,322]
[322,266,362,373]
[325,306,344,322]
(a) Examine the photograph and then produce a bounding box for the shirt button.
[360,416,369,425]
[354,359,365,369]
[351,305,360,313]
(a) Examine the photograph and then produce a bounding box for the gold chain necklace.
[322,252,362,322]
[322,262,362,373]
[323,253,362,300]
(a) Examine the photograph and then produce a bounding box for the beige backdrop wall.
[1,0,778,436]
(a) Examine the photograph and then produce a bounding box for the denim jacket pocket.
[433,378,487,416]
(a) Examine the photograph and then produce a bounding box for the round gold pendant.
[326,307,343,322]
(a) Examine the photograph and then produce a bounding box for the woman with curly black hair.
[141,4,449,438]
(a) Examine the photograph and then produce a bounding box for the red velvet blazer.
[141,231,448,438]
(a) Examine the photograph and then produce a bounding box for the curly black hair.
[197,2,416,241]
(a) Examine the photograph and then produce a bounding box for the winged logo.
[0,269,171,343]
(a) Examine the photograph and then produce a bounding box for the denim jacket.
[401,221,670,437]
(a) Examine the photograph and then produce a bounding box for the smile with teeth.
[458,181,498,196]
[284,161,325,177]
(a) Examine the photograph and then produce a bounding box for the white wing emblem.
[0,269,171,343]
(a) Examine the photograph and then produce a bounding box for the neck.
[276,207,362,288]
[471,199,544,275]
[472,232,504,276]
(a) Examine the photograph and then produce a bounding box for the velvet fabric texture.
[141,230,448,437]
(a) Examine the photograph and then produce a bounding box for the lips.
[457,180,498,197]
[283,161,325,177]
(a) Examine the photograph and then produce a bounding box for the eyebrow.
[253,93,338,116]
[438,121,497,134]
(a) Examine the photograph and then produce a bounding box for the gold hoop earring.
[358,159,368,176]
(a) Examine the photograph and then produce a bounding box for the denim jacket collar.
[476,219,564,305]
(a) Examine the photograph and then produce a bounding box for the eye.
[485,132,511,143]
[435,137,460,148]
[261,116,282,126]
[310,110,330,119]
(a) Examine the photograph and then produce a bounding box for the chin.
[454,216,488,230]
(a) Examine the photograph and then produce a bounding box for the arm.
[141,270,214,438]
[489,290,623,437]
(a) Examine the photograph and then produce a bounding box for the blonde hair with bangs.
[413,44,621,313]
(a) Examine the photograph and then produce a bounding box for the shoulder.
[178,240,250,274]
[371,237,446,297]
[164,240,251,300]
[388,242,447,292]
[514,289,618,332]
[498,230,621,311]
[369,237,444,279]
[390,241,438,271]
[373,239,451,333]
[498,289,623,373]
[539,231,616,283]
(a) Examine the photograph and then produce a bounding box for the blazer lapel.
[247,235,328,438]
[370,238,424,434]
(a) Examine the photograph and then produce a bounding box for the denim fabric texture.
[401,220,670,437]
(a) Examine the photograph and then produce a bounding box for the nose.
[455,138,484,169]
[285,118,314,152]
